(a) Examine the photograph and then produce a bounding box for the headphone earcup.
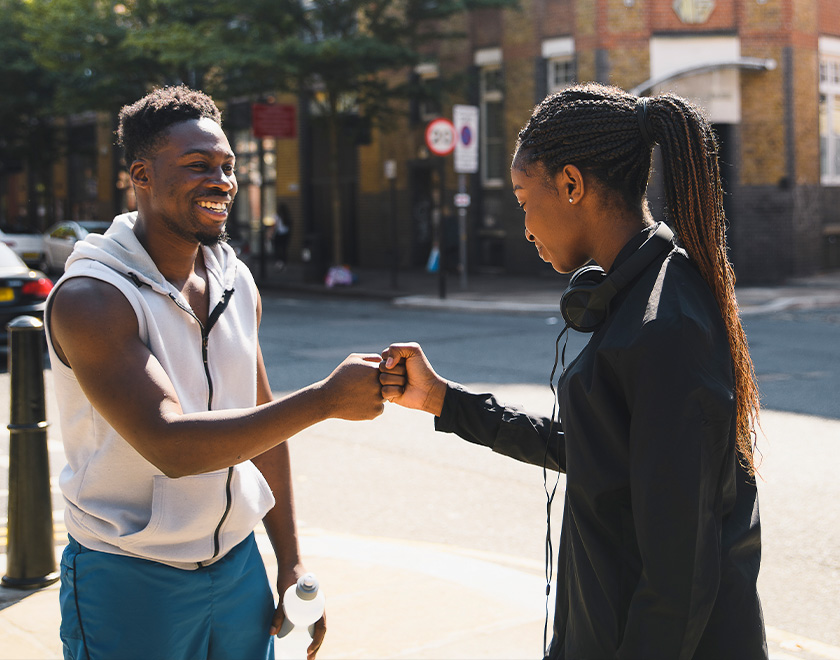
[561,265,608,332]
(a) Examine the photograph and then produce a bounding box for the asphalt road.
[257,294,840,648]
[1,293,838,654]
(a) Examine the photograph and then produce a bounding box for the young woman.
[379,83,766,659]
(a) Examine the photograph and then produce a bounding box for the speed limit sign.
[425,118,456,156]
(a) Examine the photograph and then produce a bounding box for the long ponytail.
[647,93,761,475]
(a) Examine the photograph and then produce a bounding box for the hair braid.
[649,94,761,475]
[515,83,761,474]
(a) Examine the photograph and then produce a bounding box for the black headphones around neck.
[560,223,674,333]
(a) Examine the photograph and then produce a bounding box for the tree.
[0,0,62,228]
[17,0,518,263]
[242,0,520,265]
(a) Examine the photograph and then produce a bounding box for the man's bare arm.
[49,277,384,478]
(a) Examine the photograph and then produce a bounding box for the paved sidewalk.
[3,528,840,660]
[0,529,551,660]
[2,264,839,659]
[3,529,840,660]
[252,261,840,317]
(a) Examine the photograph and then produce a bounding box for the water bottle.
[275,573,325,660]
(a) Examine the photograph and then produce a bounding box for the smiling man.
[45,86,385,660]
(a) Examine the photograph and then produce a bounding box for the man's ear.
[557,164,585,204]
[129,160,151,190]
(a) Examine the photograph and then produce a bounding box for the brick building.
[268,0,839,283]
[8,0,838,283]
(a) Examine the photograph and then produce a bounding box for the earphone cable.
[543,323,569,657]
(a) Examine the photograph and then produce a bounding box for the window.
[547,56,575,94]
[542,37,576,96]
[820,40,840,185]
[414,62,441,123]
[480,64,505,186]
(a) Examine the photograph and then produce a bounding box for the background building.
[290,0,839,283]
[6,0,838,284]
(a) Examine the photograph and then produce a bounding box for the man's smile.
[196,200,229,214]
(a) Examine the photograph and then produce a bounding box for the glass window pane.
[833,98,840,135]
[834,138,840,177]
[486,142,506,180]
[486,101,504,139]
[482,67,502,93]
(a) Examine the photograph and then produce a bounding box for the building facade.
[5,0,838,283]
[330,0,840,283]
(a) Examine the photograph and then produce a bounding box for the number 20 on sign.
[425,118,456,156]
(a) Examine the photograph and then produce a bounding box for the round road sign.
[425,118,456,156]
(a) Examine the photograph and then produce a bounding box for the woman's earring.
[568,198,574,204]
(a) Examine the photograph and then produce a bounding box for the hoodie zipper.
[168,287,235,567]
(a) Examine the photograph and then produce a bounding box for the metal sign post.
[453,105,479,289]
[384,160,399,289]
[425,118,456,299]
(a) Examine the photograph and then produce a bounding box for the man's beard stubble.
[196,228,230,247]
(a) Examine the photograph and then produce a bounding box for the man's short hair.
[117,85,223,164]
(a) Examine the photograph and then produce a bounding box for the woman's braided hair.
[515,82,760,475]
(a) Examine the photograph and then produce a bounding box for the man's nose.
[525,229,535,242]
[211,168,235,191]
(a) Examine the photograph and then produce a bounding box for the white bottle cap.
[296,573,319,600]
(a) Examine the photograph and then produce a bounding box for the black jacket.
[435,232,767,659]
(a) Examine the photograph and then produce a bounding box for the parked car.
[0,242,54,346]
[0,226,45,269]
[42,220,111,274]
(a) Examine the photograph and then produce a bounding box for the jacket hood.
[66,212,238,296]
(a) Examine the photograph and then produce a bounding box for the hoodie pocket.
[119,470,230,563]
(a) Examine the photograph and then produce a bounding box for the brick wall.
[731,185,794,283]
[651,0,737,32]
[820,0,840,33]
[469,8,503,48]
[347,0,840,279]
[540,0,575,39]
[743,0,783,32]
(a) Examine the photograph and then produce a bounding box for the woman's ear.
[559,164,585,204]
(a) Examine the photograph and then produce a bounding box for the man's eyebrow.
[179,148,235,160]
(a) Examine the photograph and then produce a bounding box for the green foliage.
[10,0,517,119]
[0,0,61,173]
[2,0,517,245]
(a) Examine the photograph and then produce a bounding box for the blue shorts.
[59,533,275,660]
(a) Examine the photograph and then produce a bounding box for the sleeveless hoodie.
[45,212,275,570]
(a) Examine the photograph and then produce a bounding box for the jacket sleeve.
[616,316,734,660]
[434,383,566,472]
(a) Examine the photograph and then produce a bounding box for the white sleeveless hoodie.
[45,212,275,569]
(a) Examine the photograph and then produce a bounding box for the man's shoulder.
[51,276,135,319]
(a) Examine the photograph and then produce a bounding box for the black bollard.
[2,315,59,589]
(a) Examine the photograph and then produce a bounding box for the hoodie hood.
[66,212,238,298]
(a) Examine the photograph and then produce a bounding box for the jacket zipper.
[168,287,235,568]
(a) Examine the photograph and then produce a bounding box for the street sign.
[453,105,479,174]
[425,118,456,156]
[252,103,297,139]
[454,193,471,208]
[384,159,397,180]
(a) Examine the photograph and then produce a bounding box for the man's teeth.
[198,201,226,211]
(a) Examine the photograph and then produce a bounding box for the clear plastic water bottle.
[275,573,325,660]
